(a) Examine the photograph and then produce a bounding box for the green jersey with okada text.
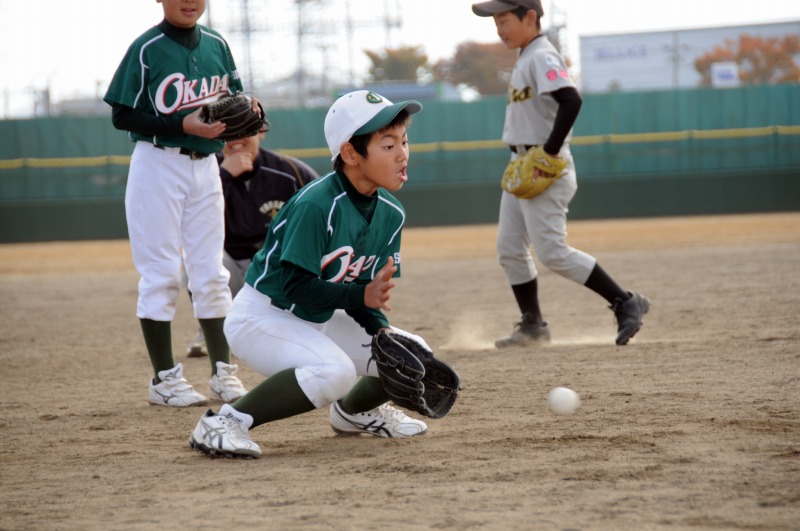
[245,171,404,324]
[104,23,242,154]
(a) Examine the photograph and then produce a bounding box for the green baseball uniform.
[224,167,426,407]
[104,21,244,324]
[105,23,242,153]
[104,17,250,409]
[246,169,403,324]
[189,90,432,458]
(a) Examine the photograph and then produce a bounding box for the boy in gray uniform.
[472,0,650,346]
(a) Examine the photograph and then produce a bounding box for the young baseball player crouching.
[190,90,435,458]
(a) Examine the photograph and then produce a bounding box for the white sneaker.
[189,409,261,458]
[185,330,207,358]
[209,361,248,403]
[329,401,428,438]
[148,363,208,407]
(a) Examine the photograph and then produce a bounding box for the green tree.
[432,41,518,96]
[694,34,800,85]
[364,46,430,82]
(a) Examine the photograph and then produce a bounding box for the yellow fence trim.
[0,155,131,170]
[275,147,330,158]
[2,125,798,170]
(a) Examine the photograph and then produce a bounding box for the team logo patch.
[366,91,383,104]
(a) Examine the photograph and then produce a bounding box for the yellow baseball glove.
[501,146,568,199]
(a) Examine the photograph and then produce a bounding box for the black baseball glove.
[371,329,460,419]
[200,93,269,142]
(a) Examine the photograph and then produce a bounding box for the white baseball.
[547,387,581,416]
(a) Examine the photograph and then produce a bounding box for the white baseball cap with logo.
[324,90,423,161]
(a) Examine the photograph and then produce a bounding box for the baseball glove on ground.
[501,145,568,199]
[371,329,460,419]
[200,94,268,142]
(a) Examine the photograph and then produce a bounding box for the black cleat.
[611,292,651,345]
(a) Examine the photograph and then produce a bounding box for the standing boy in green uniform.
[189,90,432,459]
[104,0,249,407]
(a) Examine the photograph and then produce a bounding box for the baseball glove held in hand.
[501,145,568,199]
[200,94,268,142]
[371,330,460,419]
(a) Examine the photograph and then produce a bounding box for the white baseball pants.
[225,284,428,409]
[125,142,231,321]
[496,146,596,286]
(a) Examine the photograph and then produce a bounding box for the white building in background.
[578,20,799,93]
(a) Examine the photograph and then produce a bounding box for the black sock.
[511,279,544,323]
[584,264,629,304]
[198,317,230,375]
[139,318,174,382]
[339,376,388,414]
[232,368,315,428]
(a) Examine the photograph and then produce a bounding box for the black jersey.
[220,149,318,260]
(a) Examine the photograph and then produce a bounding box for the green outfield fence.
[1,84,798,242]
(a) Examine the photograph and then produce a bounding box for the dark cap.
[472,0,543,17]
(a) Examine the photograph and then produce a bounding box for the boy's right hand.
[364,257,397,311]
[220,150,255,177]
[182,108,227,139]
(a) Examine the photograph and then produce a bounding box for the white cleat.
[209,361,248,403]
[329,401,427,438]
[148,363,208,407]
[189,409,261,459]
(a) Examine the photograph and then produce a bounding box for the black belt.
[509,144,535,154]
[152,144,210,160]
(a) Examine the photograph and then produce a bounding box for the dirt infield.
[1,212,798,530]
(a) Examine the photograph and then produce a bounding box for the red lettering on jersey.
[345,256,366,282]
[156,73,185,114]
[546,70,558,81]
[321,247,379,283]
[218,75,229,94]
[321,247,355,283]
[182,79,199,104]
[155,73,231,114]
[197,78,210,100]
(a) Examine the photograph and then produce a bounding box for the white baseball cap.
[324,90,422,161]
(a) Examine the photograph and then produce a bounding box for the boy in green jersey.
[190,90,433,459]
[104,0,250,407]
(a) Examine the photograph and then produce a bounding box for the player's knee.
[497,253,535,283]
[537,243,574,275]
[309,361,358,405]
[496,238,528,260]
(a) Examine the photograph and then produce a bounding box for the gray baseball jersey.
[502,35,576,148]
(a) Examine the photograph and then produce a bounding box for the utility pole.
[345,0,355,85]
[242,0,254,92]
[664,32,692,88]
[544,1,568,59]
[296,0,306,107]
